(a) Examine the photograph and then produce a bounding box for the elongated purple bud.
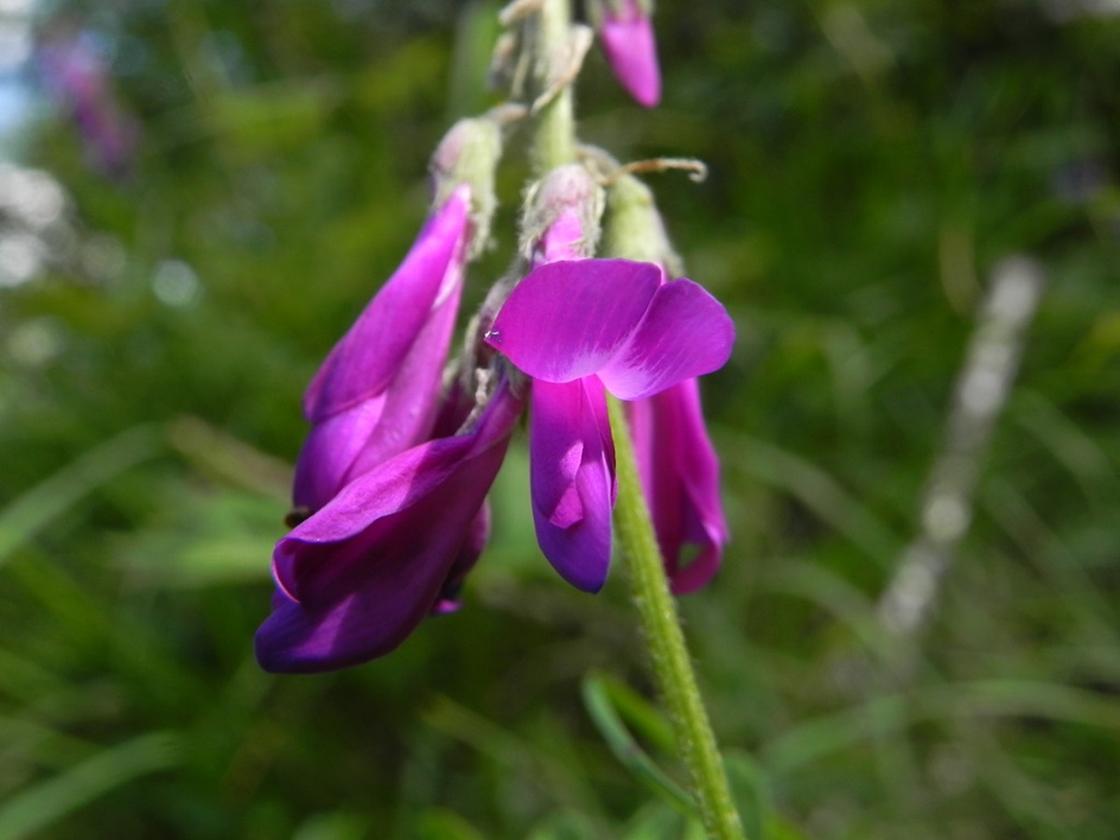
[627,379,728,593]
[591,0,661,108]
[292,187,472,512]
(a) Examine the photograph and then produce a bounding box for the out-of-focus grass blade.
[115,484,278,588]
[412,809,486,840]
[1013,390,1115,490]
[760,694,908,776]
[165,536,273,587]
[0,647,69,704]
[588,672,676,752]
[762,679,1120,775]
[0,714,95,770]
[758,559,898,662]
[580,673,697,818]
[526,810,599,840]
[293,811,370,840]
[623,802,685,840]
[723,750,773,840]
[120,529,274,589]
[8,549,209,713]
[717,430,899,567]
[166,415,290,500]
[982,479,1119,649]
[0,425,162,568]
[0,731,182,839]
[423,696,602,820]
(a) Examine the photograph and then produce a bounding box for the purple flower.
[486,259,734,591]
[596,0,662,108]
[627,378,728,593]
[38,32,139,176]
[256,112,514,672]
[256,149,733,671]
[292,185,471,513]
[255,381,523,673]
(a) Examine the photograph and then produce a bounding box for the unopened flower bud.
[430,116,504,258]
[603,172,682,276]
[589,0,661,108]
[520,163,605,263]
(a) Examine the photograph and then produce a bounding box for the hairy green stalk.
[526,3,743,835]
[607,396,745,839]
[530,0,576,170]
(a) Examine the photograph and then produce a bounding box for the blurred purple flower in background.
[37,29,138,176]
[595,0,661,107]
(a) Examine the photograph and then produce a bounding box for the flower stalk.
[530,0,577,170]
[522,1,744,834]
[264,0,745,829]
[607,394,745,840]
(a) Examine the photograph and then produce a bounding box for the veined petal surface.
[486,259,661,383]
[489,260,733,401]
[597,278,735,400]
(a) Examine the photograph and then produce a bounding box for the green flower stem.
[607,395,746,840]
[522,1,742,834]
[530,0,576,170]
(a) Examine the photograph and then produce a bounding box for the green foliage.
[2,0,1118,837]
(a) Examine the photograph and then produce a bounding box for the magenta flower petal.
[628,379,728,593]
[292,188,470,510]
[303,186,470,421]
[341,275,464,481]
[487,260,734,401]
[292,395,387,511]
[432,502,490,615]
[256,383,522,673]
[529,377,615,592]
[486,259,661,383]
[597,278,736,400]
[599,0,662,108]
[292,271,462,508]
[537,209,587,264]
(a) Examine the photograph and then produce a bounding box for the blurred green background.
[2,1,1119,837]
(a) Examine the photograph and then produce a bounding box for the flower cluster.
[255,4,732,673]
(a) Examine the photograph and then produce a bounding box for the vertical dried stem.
[878,256,1046,645]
